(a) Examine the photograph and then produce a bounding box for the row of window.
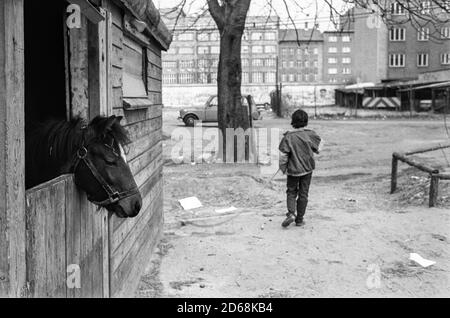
[280,74,319,82]
[168,45,274,55]
[163,73,218,84]
[389,27,450,41]
[163,59,218,69]
[193,31,278,42]
[328,57,351,64]
[327,68,352,75]
[281,60,319,69]
[281,47,320,55]
[391,1,450,15]
[163,72,277,84]
[242,31,277,41]
[164,58,279,69]
[242,58,276,67]
[327,46,351,53]
[242,45,277,54]
[388,52,450,67]
[327,35,351,42]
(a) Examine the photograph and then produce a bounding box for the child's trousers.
[286,173,312,221]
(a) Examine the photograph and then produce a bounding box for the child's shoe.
[282,214,295,228]
[295,219,305,226]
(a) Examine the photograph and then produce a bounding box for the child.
[279,109,322,228]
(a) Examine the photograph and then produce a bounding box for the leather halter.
[71,129,139,207]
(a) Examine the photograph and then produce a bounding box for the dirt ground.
[136,110,450,298]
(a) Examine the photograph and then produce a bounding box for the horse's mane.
[26,116,129,188]
[27,117,85,169]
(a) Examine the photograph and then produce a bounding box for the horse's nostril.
[135,200,141,213]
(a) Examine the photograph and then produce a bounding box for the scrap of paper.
[179,197,203,210]
[409,253,436,268]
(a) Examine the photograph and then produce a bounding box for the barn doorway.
[24,0,68,126]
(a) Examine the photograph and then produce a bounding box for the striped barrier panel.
[362,97,401,109]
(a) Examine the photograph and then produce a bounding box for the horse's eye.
[104,158,117,166]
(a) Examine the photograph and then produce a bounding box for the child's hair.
[291,109,308,128]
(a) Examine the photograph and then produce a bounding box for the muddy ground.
[136,111,450,298]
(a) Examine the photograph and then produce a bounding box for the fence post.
[390,155,398,194]
[429,174,439,207]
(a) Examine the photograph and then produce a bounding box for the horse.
[26,115,142,218]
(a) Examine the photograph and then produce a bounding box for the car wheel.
[184,115,196,127]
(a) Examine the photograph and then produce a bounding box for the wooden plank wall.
[0,0,27,298]
[24,175,105,298]
[106,0,164,297]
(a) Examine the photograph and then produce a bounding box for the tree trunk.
[217,32,249,159]
[208,0,251,162]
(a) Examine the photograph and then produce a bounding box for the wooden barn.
[0,0,171,297]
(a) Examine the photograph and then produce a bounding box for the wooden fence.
[391,143,450,207]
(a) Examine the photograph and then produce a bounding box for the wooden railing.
[391,143,450,207]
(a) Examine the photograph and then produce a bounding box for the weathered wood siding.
[0,0,27,298]
[25,175,106,298]
[106,0,164,297]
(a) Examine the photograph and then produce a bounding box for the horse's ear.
[104,115,117,131]
[115,116,123,124]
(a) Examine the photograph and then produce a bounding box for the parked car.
[179,95,261,126]
[256,102,271,111]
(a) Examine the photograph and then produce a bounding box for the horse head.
[72,115,142,218]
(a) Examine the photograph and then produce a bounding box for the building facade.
[278,29,324,84]
[351,0,450,83]
[322,30,355,84]
[162,15,279,86]
[386,1,450,80]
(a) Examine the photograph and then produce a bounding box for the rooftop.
[278,29,324,42]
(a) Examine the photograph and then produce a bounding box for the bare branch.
[207,0,225,29]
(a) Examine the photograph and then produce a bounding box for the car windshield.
[209,96,218,107]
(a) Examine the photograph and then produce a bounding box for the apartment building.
[387,1,450,80]
[322,30,355,84]
[161,14,279,86]
[351,0,450,83]
[278,29,324,84]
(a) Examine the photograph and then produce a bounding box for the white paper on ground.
[179,197,203,210]
[409,253,436,268]
[215,206,238,213]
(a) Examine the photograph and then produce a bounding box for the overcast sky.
[154,0,351,30]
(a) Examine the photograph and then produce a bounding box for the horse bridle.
[71,128,139,207]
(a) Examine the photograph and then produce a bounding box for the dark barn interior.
[24,0,67,126]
